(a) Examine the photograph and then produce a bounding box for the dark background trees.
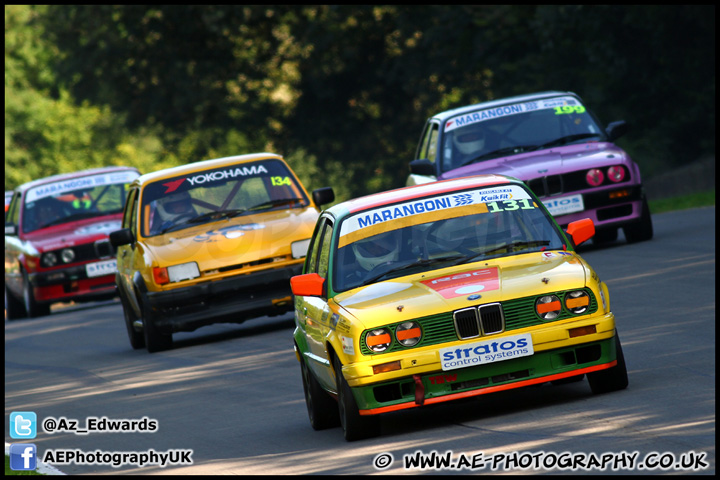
[5,5,715,202]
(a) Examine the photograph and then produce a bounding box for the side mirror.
[409,158,436,177]
[290,273,325,297]
[565,219,595,246]
[312,187,335,207]
[109,228,135,248]
[605,120,628,142]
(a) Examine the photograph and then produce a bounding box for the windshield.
[140,159,309,237]
[333,184,566,292]
[440,96,605,173]
[21,170,139,234]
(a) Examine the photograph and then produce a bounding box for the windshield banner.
[444,96,580,132]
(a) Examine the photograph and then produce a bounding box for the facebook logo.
[10,411,37,439]
[9,444,37,471]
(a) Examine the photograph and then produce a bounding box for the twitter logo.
[10,412,37,439]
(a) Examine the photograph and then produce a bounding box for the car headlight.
[607,165,626,182]
[395,321,422,347]
[586,168,604,187]
[41,252,58,267]
[291,239,311,259]
[536,294,562,320]
[61,248,75,264]
[153,262,200,285]
[365,328,392,353]
[565,290,590,314]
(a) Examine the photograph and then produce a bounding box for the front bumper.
[142,263,303,333]
[551,185,645,229]
[28,264,117,304]
[342,312,616,414]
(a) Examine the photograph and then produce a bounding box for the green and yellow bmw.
[291,174,628,441]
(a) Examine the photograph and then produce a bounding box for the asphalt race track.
[5,206,715,475]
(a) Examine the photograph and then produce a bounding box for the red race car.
[5,166,140,318]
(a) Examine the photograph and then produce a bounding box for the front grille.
[479,303,504,334]
[453,308,480,339]
[527,169,631,198]
[358,288,598,356]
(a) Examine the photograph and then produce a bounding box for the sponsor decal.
[26,171,139,203]
[439,333,534,371]
[186,165,268,187]
[163,179,186,194]
[341,336,355,355]
[339,185,531,241]
[444,96,579,132]
[421,267,499,299]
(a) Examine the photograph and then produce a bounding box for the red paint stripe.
[358,360,617,416]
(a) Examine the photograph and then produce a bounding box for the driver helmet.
[352,230,400,271]
[156,191,195,223]
[453,126,486,155]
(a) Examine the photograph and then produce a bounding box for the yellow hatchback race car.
[291,174,628,441]
[110,153,334,353]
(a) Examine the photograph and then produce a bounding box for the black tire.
[5,284,27,320]
[623,197,653,243]
[593,228,618,245]
[141,300,172,353]
[333,355,381,441]
[300,352,340,430]
[587,331,629,394]
[120,294,145,350]
[22,270,51,318]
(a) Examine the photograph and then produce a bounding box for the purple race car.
[407,91,653,244]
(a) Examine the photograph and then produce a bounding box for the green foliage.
[4,5,715,198]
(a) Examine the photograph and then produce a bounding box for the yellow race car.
[291,174,628,441]
[110,153,334,352]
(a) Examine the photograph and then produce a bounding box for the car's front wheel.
[299,351,340,430]
[624,197,653,243]
[587,330,629,394]
[140,299,172,353]
[333,355,381,441]
[22,270,51,318]
[119,293,145,350]
[5,284,26,320]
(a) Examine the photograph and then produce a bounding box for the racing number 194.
[487,199,535,212]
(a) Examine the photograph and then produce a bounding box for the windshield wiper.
[359,255,466,287]
[461,145,541,167]
[455,240,551,265]
[187,208,248,224]
[247,198,303,211]
[539,133,601,149]
[38,212,98,229]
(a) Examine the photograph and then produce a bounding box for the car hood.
[440,142,629,181]
[141,207,318,270]
[20,214,123,252]
[333,251,589,330]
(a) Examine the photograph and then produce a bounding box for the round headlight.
[365,328,392,353]
[395,321,422,347]
[565,290,590,314]
[607,165,626,182]
[536,295,562,320]
[41,252,58,267]
[61,248,75,264]
[586,168,604,187]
